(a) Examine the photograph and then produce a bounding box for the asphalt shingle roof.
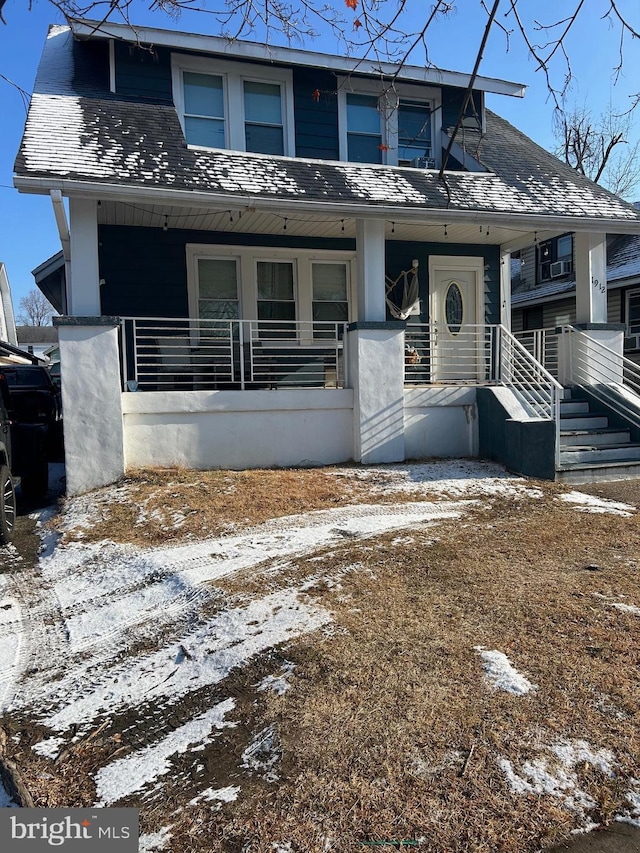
[14,26,640,227]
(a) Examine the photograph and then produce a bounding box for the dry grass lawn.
[5,465,640,852]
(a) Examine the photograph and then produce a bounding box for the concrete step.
[556,460,640,484]
[559,428,631,448]
[559,444,640,465]
[559,400,590,415]
[560,415,609,431]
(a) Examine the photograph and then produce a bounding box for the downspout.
[50,189,71,314]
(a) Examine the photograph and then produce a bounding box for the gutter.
[15,176,640,237]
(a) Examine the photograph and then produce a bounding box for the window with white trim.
[337,79,439,167]
[187,246,355,334]
[172,55,295,155]
[627,288,640,337]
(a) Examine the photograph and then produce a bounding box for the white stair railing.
[563,325,640,429]
[500,327,563,422]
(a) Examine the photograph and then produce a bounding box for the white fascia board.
[14,175,640,236]
[70,18,526,98]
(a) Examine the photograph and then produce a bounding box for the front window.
[244,81,284,155]
[196,258,239,321]
[257,261,296,336]
[312,262,349,337]
[183,72,225,148]
[347,94,382,164]
[397,100,432,165]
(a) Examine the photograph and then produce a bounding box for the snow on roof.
[14,27,640,229]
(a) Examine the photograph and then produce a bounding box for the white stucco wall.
[122,388,354,470]
[57,322,125,495]
[404,386,478,459]
[348,327,405,464]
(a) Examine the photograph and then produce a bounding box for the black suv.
[0,366,64,542]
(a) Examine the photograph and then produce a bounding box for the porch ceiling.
[97,200,528,247]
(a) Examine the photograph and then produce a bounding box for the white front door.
[428,256,485,382]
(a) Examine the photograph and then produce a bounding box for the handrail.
[500,326,563,419]
[562,325,640,430]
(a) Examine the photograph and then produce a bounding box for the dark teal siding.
[293,68,339,160]
[98,225,355,316]
[73,39,110,95]
[441,86,483,129]
[114,42,173,102]
[385,241,500,323]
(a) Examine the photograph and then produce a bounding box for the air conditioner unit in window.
[410,156,436,169]
[550,260,572,277]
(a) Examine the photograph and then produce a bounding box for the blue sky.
[1,0,639,313]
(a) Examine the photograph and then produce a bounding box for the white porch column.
[68,197,101,316]
[356,218,386,321]
[575,232,607,324]
[347,322,405,464]
[55,317,124,495]
[500,248,511,330]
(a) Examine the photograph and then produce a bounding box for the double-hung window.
[537,234,573,283]
[338,79,440,166]
[174,56,294,156]
[397,100,432,166]
[627,289,640,337]
[196,258,239,322]
[346,94,383,164]
[312,262,349,338]
[183,73,226,149]
[244,81,284,155]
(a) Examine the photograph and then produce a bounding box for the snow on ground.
[499,739,616,819]
[475,648,536,695]
[618,781,640,828]
[611,602,640,616]
[0,461,628,817]
[94,699,236,805]
[558,492,635,516]
[139,826,172,852]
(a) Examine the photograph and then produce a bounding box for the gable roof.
[14,25,640,234]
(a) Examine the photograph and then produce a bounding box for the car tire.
[21,461,49,502]
[0,465,16,544]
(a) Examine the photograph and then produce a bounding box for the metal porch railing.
[513,328,561,380]
[562,325,640,430]
[120,318,347,391]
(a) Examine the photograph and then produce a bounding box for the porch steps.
[556,388,640,483]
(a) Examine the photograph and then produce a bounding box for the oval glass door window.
[445,281,463,334]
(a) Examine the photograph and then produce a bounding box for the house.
[14,20,640,494]
[16,325,58,362]
[0,263,45,365]
[512,233,640,357]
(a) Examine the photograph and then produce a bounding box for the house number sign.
[592,276,606,294]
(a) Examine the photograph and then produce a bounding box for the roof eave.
[14,174,640,236]
[68,18,526,98]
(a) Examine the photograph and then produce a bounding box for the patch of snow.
[499,738,616,819]
[475,648,536,695]
[559,492,634,516]
[242,725,280,782]
[35,590,330,731]
[139,827,172,852]
[94,698,235,805]
[257,662,295,696]
[32,736,66,760]
[611,602,640,616]
[189,785,240,806]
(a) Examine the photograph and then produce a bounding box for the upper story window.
[338,78,439,167]
[183,73,225,149]
[172,55,294,156]
[537,234,574,283]
[346,94,383,164]
[244,81,284,155]
[397,100,432,166]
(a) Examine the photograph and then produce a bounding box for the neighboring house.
[16,325,58,362]
[0,264,43,365]
[13,20,640,494]
[512,233,640,356]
